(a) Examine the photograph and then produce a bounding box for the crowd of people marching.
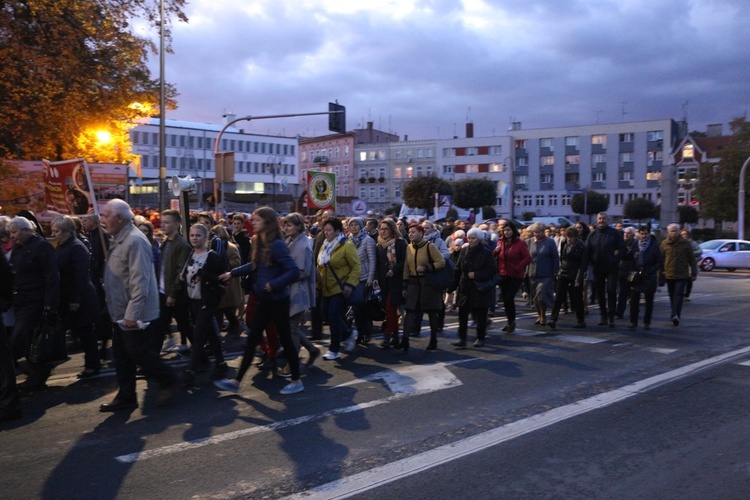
[0,203,701,421]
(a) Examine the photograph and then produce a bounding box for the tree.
[451,178,497,210]
[695,117,750,225]
[623,198,657,221]
[482,206,497,219]
[401,175,452,209]
[570,190,609,218]
[0,161,46,215]
[521,211,536,221]
[678,205,699,226]
[0,0,186,161]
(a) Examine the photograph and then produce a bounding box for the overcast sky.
[139,0,750,140]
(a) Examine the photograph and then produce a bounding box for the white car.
[698,239,750,272]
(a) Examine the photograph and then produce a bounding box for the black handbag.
[475,273,502,292]
[326,264,365,306]
[29,311,69,365]
[424,244,454,290]
[364,285,386,321]
[627,271,643,285]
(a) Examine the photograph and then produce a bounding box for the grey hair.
[667,223,680,232]
[467,227,484,240]
[8,216,34,233]
[52,215,76,234]
[623,226,636,235]
[530,222,547,233]
[107,198,134,221]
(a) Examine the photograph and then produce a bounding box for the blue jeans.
[666,279,689,319]
[323,294,348,353]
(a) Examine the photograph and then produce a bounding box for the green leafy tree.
[623,198,657,221]
[0,0,186,160]
[445,207,459,220]
[678,205,699,225]
[401,175,452,209]
[482,206,497,219]
[521,211,536,221]
[451,178,497,210]
[570,190,609,218]
[695,117,750,227]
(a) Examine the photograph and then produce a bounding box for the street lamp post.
[267,155,280,212]
[503,156,515,220]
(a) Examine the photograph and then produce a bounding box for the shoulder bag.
[424,243,454,290]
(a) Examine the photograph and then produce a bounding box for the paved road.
[1,272,749,499]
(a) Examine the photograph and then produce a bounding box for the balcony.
[313,156,328,164]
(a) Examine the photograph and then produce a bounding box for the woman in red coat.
[493,223,531,333]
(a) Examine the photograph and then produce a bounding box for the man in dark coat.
[0,251,21,421]
[8,216,60,390]
[81,214,112,360]
[585,212,625,327]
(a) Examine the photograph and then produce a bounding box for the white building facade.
[129,117,298,211]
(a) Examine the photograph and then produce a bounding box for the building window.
[647,130,664,141]
[565,172,579,184]
[535,195,544,206]
[620,133,634,143]
[465,164,479,173]
[515,139,527,149]
[467,147,478,156]
[491,163,501,172]
[592,154,606,165]
[593,172,606,183]
[378,150,386,160]
[359,187,367,199]
[426,164,433,175]
[540,155,554,166]
[682,143,694,159]
[379,187,386,198]
[549,195,558,206]
[395,150,401,159]
[565,155,580,166]
[591,134,607,147]
[619,171,633,181]
[540,138,553,151]
[443,148,455,157]
[517,157,528,167]
[489,145,502,155]
[565,136,579,147]
[416,166,423,177]
[562,194,571,205]
[368,151,377,161]
[541,173,553,184]
[417,149,423,158]
[442,165,454,174]
[619,152,633,167]
[515,174,528,185]
[647,150,663,166]
[523,195,532,206]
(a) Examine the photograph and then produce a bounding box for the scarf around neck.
[318,232,346,266]
[350,229,366,249]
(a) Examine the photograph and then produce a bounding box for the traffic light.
[329,102,346,134]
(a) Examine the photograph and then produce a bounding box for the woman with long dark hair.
[493,222,531,333]
[214,207,302,395]
[374,218,406,348]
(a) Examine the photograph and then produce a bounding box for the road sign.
[352,199,367,215]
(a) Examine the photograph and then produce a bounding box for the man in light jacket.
[100,199,177,412]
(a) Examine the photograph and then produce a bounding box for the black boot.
[426,331,438,350]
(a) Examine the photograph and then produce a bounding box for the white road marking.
[286,345,750,499]
[736,359,750,367]
[646,347,678,355]
[113,361,476,464]
[555,334,608,344]
[331,363,462,393]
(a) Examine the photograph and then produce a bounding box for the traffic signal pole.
[211,105,345,219]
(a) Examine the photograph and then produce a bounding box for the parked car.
[698,239,750,272]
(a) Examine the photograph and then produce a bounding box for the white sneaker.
[161,337,176,352]
[280,380,304,395]
[323,351,341,360]
[342,331,357,353]
[213,378,240,393]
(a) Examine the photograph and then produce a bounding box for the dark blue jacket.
[632,235,663,293]
[230,238,300,301]
[585,226,625,273]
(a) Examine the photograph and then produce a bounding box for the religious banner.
[44,158,96,215]
[307,170,336,211]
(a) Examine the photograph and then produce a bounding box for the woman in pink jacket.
[493,223,531,333]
